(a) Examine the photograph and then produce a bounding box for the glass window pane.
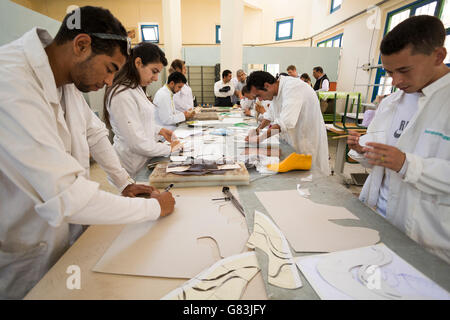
[332,0,342,10]
[142,27,157,41]
[441,0,450,28]
[218,27,221,42]
[414,1,437,16]
[389,9,411,32]
[326,41,332,47]
[445,34,450,64]
[318,42,325,47]
[332,38,340,47]
[278,21,292,38]
[380,76,393,95]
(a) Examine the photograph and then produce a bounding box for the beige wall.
[11,0,425,97]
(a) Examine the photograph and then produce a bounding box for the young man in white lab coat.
[347,15,450,264]
[169,59,195,112]
[214,69,235,106]
[0,6,175,299]
[153,71,195,131]
[245,71,330,175]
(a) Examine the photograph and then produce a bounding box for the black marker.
[165,183,174,192]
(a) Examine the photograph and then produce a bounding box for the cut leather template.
[161,252,261,300]
[93,187,248,279]
[296,244,450,300]
[247,211,302,289]
[255,190,380,253]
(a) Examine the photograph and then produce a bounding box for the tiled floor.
[90,137,368,197]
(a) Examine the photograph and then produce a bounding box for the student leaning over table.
[0,6,175,299]
[347,15,450,264]
[104,43,181,178]
[245,72,330,175]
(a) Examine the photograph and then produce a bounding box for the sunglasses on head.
[88,33,132,55]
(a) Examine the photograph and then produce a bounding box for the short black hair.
[241,85,250,94]
[313,66,323,73]
[54,6,128,57]
[380,15,445,56]
[222,70,232,78]
[168,71,187,85]
[246,71,276,91]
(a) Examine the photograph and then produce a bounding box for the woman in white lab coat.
[169,59,195,112]
[104,43,180,178]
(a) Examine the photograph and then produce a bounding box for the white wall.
[182,46,341,81]
[0,0,60,46]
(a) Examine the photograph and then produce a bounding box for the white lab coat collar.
[23,27,59,105]
[421,71,450,98]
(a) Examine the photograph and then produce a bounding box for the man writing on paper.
[347,15,450,264]
[245,71,330,175]
[153,71,195,131]
[0,6,175,299]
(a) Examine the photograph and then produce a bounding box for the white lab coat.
[153,85,186,131]
[106,85,171,178]
[348,72,450,263]
[0,28,161,299]
[264,76,330,175]
[214,80,235,98]
[173,82,194,112]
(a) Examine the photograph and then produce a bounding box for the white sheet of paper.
[295,244,450,300]
[170,155,188,162]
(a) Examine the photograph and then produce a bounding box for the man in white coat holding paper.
[0,6,175,299]
[245,71,330,175]
[347,16,450,264]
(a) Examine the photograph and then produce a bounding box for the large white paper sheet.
[295,244,450,300]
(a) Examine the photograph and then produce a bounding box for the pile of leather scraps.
[166,161,241,176]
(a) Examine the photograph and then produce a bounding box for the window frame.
[372,0,445,101]
[215,25,221,44]
[317,33,344,48]
[275,18,294,41]
[330,0,342,14]
[139,23,159,43]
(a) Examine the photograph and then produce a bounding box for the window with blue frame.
[372,0,448,101]
[216,25,221,44]
[330,0,342,14]
[317,33,343,48]
[140,24,159,43]
[276,19,293,41]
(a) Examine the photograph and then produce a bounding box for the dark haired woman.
[169,59,195,112]
[104,42,179,178]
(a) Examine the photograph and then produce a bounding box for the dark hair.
[246,71,276,91]
[313,66,323,73]
[300,73,311,81]
[278,72,289,77]
[222,70,232,78]
[241,85,250,94]
[168,71,187,85]
[169,59,185,74]
[54,6,128,57]
[287,65,296,71]
[380,15,445,56]
[103,42,168,129]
